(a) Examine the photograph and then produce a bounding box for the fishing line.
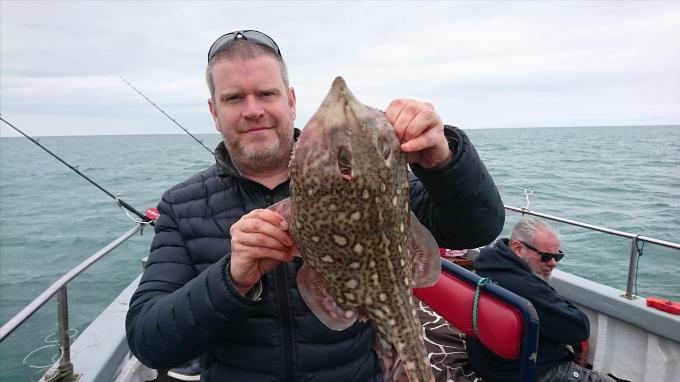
[0,116,155,226]
[120,76,214,155]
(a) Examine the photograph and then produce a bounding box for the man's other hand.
[386,98,453,169]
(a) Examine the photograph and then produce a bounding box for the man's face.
[208,55,296,172]
[512,228,561,281]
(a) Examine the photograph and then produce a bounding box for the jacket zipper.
[276,264,295,381]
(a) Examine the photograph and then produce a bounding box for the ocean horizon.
[2,123,679,139]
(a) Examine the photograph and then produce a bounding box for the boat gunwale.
[1,207,679,381]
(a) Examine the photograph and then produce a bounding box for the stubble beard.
[519,254,551,282]
[229,128,294,174]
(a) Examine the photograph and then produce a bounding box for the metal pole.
[624,237,639,300]
[504,205,680,250]
[55,287,77,381]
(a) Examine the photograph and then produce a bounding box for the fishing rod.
[120,75,214,155]
[0,116,155,226]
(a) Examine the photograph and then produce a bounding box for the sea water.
[1,126,678,380]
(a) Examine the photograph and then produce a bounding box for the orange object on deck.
[646,296,680,315]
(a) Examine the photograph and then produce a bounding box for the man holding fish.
[126,29,504,382]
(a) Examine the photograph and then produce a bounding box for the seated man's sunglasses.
[208,30,281,62]
[518,240,565,263]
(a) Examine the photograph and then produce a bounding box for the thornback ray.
[268,76,441,382]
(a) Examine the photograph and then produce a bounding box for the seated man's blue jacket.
[125,126,505,382]
[467,238,591,381]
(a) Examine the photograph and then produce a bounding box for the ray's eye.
[338,146,353,181]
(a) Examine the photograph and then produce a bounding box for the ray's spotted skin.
[270,77,441,382]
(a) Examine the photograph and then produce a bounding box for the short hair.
[205,39,290,100]
[510,217,560,243]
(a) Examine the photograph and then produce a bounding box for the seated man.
[467,218,614,382]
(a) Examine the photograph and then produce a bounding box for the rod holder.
[52,287,78,381]
[624,237,639,300]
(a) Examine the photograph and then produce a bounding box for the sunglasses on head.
[208,30,282,62]
[518,240,565,262]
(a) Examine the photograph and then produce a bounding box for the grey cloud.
[1,1,679,137]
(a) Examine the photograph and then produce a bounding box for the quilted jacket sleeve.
[125,191,259,369]
[409,125,505,249]
[526,283,590,344]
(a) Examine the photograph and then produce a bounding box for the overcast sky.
[1,0,679,137]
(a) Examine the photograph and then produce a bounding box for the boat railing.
[0,224,145,381]
[1,207,678,381]
[504,205,680,299]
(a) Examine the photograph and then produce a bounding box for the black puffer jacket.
[467,239,590,381]
[126,126,504,381]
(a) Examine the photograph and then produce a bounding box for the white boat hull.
[60,269,680,382]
